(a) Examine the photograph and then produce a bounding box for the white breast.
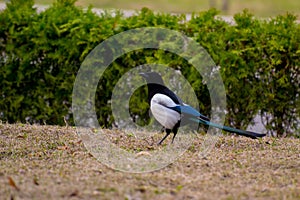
[150,94,180,129]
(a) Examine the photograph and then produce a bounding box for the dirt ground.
[0,123,299,200]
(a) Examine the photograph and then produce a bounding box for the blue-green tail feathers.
[169,105,266,139]
[190,118,266,139]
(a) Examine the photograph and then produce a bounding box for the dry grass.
[1,123,299,199]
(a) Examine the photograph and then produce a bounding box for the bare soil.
[0,123,299,199]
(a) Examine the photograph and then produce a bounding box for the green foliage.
[0,0,299,136]
[0,0,120,124]
[259,14,300,136]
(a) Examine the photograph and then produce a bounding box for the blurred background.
[30,0,300,18]
[0,0,298,136]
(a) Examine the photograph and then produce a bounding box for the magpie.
[140,71,266,145]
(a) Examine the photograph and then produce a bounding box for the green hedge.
[0,0,299,136]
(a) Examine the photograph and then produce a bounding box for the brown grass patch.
[0,123,299,199]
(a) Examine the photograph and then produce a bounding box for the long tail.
[190,118,266,139]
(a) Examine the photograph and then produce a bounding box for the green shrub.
[0,0,299,136]
[259,14,300,136]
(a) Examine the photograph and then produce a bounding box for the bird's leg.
[171,128,178,144]
[158,129,171,145]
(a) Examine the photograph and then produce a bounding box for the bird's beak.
[139,72,148,78]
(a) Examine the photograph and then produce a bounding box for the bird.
[139,71,266,145]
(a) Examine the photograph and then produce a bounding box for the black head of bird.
[139,72,164,85]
